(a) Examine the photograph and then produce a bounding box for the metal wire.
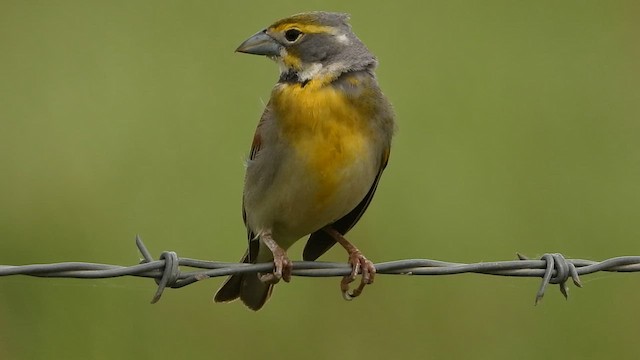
[1,235,639,304]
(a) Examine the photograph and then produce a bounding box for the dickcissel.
[214,11,395,310]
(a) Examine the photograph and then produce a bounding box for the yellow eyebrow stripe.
[271,23,335,34]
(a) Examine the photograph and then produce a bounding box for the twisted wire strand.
[1,236,638,304]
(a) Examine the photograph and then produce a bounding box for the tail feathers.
[213,251,274,311]
[213,273,243,303]
[241,272,273,310]
[214,273,273,311]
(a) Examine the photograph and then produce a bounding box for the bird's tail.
[213,252,273,311]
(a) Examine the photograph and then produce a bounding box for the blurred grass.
[1,1,639,359]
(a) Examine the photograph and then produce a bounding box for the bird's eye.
[284,29,303,42]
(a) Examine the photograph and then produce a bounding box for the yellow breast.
[272,78,373,207]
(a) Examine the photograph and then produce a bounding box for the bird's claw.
[259,252,292,284]
[341,251,376,300]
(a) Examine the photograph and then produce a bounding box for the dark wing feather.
[303,150,390,261]
[243,115,266,262]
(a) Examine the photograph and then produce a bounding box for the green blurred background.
[1,1,639,359]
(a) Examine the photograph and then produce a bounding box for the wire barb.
[137,235,190,303]
[1,236,639,304]
[521,253,583,305]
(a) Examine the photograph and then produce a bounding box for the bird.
[214,11,395,310]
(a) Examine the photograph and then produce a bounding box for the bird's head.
[236,12,377,84]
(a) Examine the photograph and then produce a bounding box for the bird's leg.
[258,231,292,284]
[322,226,376,300]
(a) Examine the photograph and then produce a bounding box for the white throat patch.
[298,63,323,82]
[275,48,346,83]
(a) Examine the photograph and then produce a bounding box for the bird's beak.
[236,30,281,56]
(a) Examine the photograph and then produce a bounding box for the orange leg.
[258,231,292,284]
[323,226,376,300]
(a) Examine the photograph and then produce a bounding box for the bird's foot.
[321,226,376,300]
[259,232,292,284]
[259,252,292,284]
[341,250,376,301]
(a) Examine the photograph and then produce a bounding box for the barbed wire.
[1,235,639,305]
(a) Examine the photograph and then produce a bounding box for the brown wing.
[302,149,390,261]
[242,114,267,262]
